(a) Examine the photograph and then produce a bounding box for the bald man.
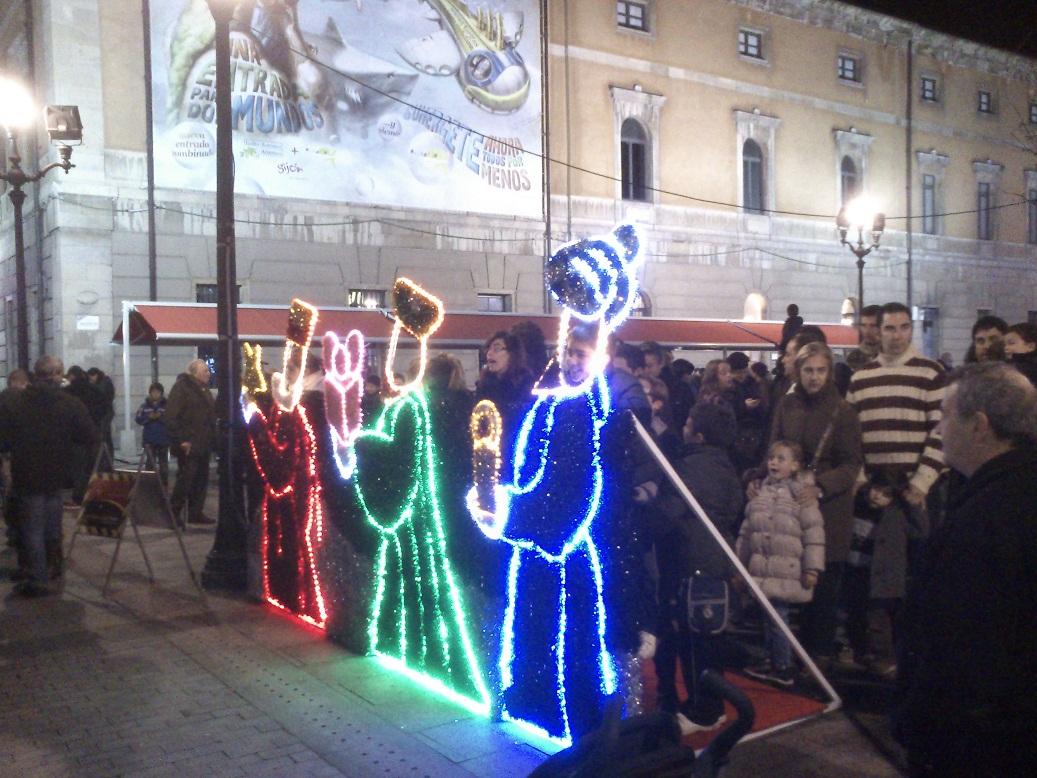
[165,359,217,525]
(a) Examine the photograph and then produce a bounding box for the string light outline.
[351,386,491,715]
[322,329,366,478]
[246,398,328,629]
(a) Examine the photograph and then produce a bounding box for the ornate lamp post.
[836,197,885,324]
[0,78,82,369]
[200,0,247,590]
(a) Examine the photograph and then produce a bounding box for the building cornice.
[730,0,1037,82]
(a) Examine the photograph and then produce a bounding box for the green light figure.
[324,279,490,715]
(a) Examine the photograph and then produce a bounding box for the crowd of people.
[2,301,1034,775]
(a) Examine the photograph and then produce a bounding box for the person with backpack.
[655,402,743,734]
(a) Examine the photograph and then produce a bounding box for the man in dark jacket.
[893,362,1037,776]
[165,359,217,525]
[0,356,98,596]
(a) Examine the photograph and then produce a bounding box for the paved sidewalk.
[0,507,905,777]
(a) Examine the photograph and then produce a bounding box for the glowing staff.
[327,278,491,715]
[467,399,505,539]
[467,224,643,746]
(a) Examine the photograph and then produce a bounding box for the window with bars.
[977,90,994,114]
[742,139,764,215]
[922,174,937,235]
[347,289,386,308]
[977,182,993,240]
[738,29,763,59]
[837,54,860,83]
[616,1,648,32]
[477,293,512,313]
[1028,188,1037,245]
[620,118,649,201]
[194,283,239,383]
[920,76,938,102]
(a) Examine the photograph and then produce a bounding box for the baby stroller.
[528,670,755,778]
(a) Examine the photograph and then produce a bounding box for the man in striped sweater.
[846,303,946,506]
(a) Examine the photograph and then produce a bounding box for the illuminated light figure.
[324,278,490,715]
[243,300,328,629]
[468,225,644,746]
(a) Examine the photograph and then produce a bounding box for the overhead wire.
[251,22,1036,224]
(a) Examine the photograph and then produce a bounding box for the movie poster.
[150,0,543,218]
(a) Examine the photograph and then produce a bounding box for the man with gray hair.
[893,362,1037,776]
[0,356,98,596]
[165,359,217,526]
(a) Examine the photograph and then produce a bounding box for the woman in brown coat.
[769,342,862,663]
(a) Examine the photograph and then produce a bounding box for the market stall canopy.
[112,302,858,350]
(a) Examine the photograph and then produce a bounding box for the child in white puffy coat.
[737,440,825,687]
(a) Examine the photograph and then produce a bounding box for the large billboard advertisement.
[150,0,543,218]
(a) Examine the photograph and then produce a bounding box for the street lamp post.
[836,198,885,324]
[200,0,247,591]
[0,79,82,369]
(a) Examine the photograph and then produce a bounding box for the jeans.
[21,492,64,586]
[766,600,792,670]
[656,595,725,722]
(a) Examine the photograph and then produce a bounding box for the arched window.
[840,156,859,206]
[743,292,768,322]
[742,139,764,214]
[841,297,857,326]
[621,118,649,201]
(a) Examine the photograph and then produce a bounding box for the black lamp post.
[200,0,247,591]
[836,200,885,324]
[0,80,82,370]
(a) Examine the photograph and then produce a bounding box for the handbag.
[681,574,729,636]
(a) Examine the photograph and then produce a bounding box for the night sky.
[848,1,1037,59]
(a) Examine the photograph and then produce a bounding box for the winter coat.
[0,381,99,495]
[600,367,657,652]
[656,442,743,590]
[737,476,825,604]
[135,398,171,447]
[165,373,217,455]
[849,491,929,600]
[769,381,862,564]
[893,446,1037,773]
[1009,351,1037,387]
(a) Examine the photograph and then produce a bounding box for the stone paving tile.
[0,503,908,778]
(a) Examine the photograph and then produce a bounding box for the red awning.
[113,302,858,350]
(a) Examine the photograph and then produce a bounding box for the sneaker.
[746,660,794,688]
[678,712,727,735]
[187,514,216,525]
[868,659,897,680]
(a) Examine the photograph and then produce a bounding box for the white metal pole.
[121,300,133,453]
[630,413,842,710]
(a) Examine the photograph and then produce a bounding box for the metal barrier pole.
[629,413,842,711]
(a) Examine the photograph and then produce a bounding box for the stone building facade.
[1,0,1035,448]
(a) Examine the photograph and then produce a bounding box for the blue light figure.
[467,225,644,746]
